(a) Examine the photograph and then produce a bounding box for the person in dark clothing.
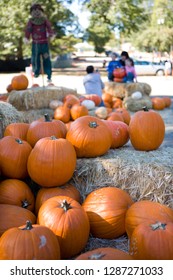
[106,53,122,81]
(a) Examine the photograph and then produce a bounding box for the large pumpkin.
[35,184,81,215]
[82,186,134,239]
[129,107,165,151]
[38,195,90,259]
[0,221,60,260]
[26,113,67,147]
[125,200,173,238]
[76,247,133,260]
[0,179,35,212]
[0,136,32,179]
[4,122,30,141]
[0,204,36,236]
[27,136,76,187]
[11,74,29,90]
[113,68,126,79]
[129,221,173,260]
[66,115,112,158]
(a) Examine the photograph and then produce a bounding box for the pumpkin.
[0,179,35,212]
[0,221,60,260]
[152,97,165,110]
[113,77,123,83]
[11,74,29,90]
[4,122,30,141]
[113,68,126,79]
[0,204,36,236]
[81,99,95,110]
[82,186,134,239]
[102,93,112,104]
[125,200,173,238]
[70,104,88,120]
[0,136,32,179]
[112,97,123,108]
[76,247,133,260]
[49,100,63,110]
[162,96,172,108]
[27,136,76,187]
[129,221,173,260]
[6,84,14,93]
[95,106,108,119]
[54,105,71,123]
[63,94,79,103]
[84,94,102,106]
[107,112,124,122]
[26,113,67,147]
[129,107,165,151]
[38,195,90,259]
[35,183,81,215]
[63,95,80,109]
[103,120,129,148]
[115,108,131,125]
[66,115,112,158]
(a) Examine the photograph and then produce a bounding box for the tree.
[0,0,81,60]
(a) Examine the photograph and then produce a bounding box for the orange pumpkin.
[76,247,133,260]
[162,97,172,108]
[38,195,90,259]
[0,204,36,237]
[103,120,129,148]
[6,84,14,93]
[4,122,30,141]
[11,74,29,90]
[54,105,71,123]
[84,94,102,106]
[129,221,173,260]
[125,200,173,238]
[112,97,123,108]
[66,115,112,158]
[70,104,88,120]
[152,97,165,110]
[0,221,61,260]
[0,136,32,179]
[113,77,124,83]
[0,179,35,212]
[35,184,81,215]
[63,95,80,109]
[113,68,126,79]
[129,107,165,151]
[27,136,76,187]
[115,108,131,125]
[107,112,124,122]
[102,93,112,104]
[82,186,134,239]
[26,113,67,147]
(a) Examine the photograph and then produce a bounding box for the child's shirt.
[125,65,137,78]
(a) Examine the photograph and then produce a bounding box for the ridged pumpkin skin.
[162,97,172,108]
[0,221,61,260]
[66,115,112,158]
[11,74,29,90]
[82,186,134,239]
[129,108,165,151]
[54,106,71,123]
[129,221,173,260]
[0,136,32,179]
[115,108,131,125]
[0,204,36,236]
[152,97,165,110]
[35,184,81,215]
[76,247,133,260]
[38,195,90,259]
[27,136,76,187]
[107,112,124,122]
[70,104,88,120]
[4,123,30,141]
[26,114,67,147]
[0,179,35,212]
[125,200,173,238]
[103,120,129,148]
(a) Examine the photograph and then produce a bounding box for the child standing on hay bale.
[24,3,55,83]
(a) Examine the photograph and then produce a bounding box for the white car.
[133,59,166,76]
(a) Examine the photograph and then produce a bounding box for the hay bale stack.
[71,147,173,207]
[21,108,54,123]
[0,101,25,138]
[104,81,152,98]
[123,95,153,112]
[7,86,78,111]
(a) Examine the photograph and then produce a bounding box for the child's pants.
[31,42,52,80]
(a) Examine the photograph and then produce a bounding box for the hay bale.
[71,147,173,208]
[123,95,153,112]
[7,86,78,111]
[0,101,25,138]
[22,108,54,123]
[104,81,152,99]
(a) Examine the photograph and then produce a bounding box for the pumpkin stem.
[60,199,72,211]
[88,253,106,260]
[142,106,149,112]
[44,113,51,122]
[15,138,23,144]
[21,199,31,209]
[89,121,98,128]
[21,220,33,230]
[151,222,167,231]
[50,135,57,140]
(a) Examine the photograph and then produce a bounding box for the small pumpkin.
[162,97,172,108]
[113,68,126,79]
[11,74,29,90]
[115,108,131,125]
[4,122,30,141]
[70,104,88,120]
[95,106,108,119]
[0,221,60,260]
[81,99,95,110]
[84,94,102,106]
[54,105,71,123]
[152,97,165,110]
[107,112,124,122]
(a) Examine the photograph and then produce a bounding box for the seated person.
[83,65,105,106]
[123,58,137,83]
[106,53,122,81]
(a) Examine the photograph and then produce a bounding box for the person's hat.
[30,3,44,13]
